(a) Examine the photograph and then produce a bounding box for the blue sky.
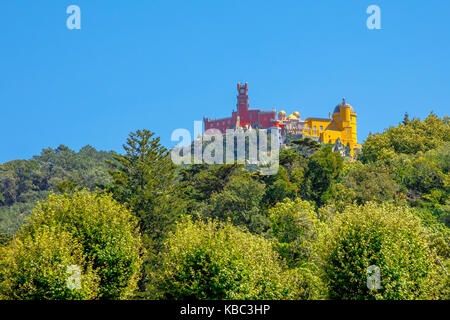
[0,0,449,162]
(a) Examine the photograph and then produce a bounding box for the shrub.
[1,190,143,299]
[269,198,321,267]
[0,225,99,300]
[152,218,298,299]
[316,202,446,299]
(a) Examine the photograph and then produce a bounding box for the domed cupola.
[333,97,354,114]
[278,110,287,120]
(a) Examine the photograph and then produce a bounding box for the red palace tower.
[203,82,278,133]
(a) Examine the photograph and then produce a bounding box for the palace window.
[320,126,323,130]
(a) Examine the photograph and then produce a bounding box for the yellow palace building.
[277,98,361,157]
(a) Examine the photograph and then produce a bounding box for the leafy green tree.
[404,157,445,195]
[152,218,301,300]
[56,180,80,194]
[0,145,114,236]
[278,148,307,189]
[33,145,114,191]
[303,145,344,205]
[360,113,450,164]
[1,111,449,301]
[262,166,297,207]
[201,174,268,234]
[0,159,43,207]
[315,202,447,300]
[412,207,450,262]
[283,264,327,300]
[342,163,399,204]
[269,198,322,267]
[424,142,450,173]
[0,232,11,246]
[0,202,36,236]
[290,138,321,157]
[178,163,243,203]
[8,190,144,299]
[390,153,448,208]
[279,148,305,169]
[290,167,306,190]
[0,225,99,300]
[322,183,357,213]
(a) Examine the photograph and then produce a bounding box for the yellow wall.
[299,103,360,157]
[303,119,332,138]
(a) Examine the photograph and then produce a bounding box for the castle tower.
[237,82,249,116]
[329,97,359,156]
[341,98,351,124]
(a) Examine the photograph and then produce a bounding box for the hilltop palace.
[203,82,361,157]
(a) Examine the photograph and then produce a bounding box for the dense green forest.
[0,145,114,236]
[0,112,448,300]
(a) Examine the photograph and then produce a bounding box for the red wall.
[204,83,277,133]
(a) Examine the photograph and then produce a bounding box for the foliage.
[0,112,449,300]
[262,166,298,208]
[360,113,449,164]
[269,198,321,267]
[303,145,344,205]
[315,202,447,300]
[290,138,321,157]
[0,232,11,246]
[1,190,144,299]
[284,264,327,300]
[200,174,268,234]
[412,207,450,262]
[151,218,316,299]
[104,130,185,249]
[342,163,399,204]
[0,201,36,236]
[0,145,114,235]
[178,164,243,204]
[0,225,99,300]
[359,114,449,226]
[102,130,188,298]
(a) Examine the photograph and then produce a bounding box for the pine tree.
[104,130,186,248]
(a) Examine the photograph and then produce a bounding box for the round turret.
[333,98,354,114]
[278,110,287,120]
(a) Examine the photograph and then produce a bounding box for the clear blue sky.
[0,0,449,163]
